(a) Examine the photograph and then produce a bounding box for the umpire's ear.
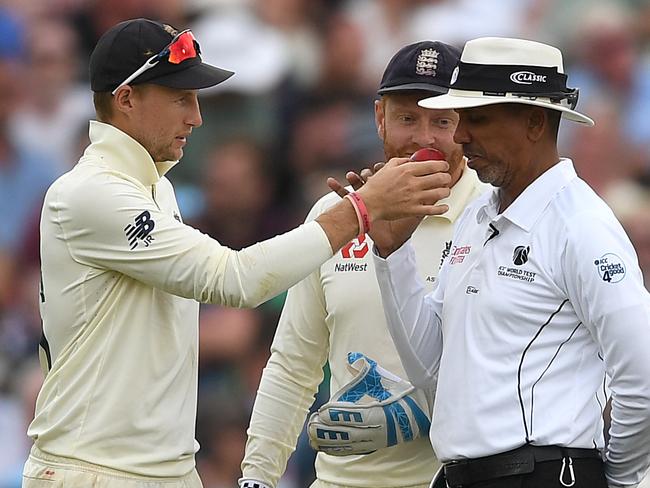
[526,105,547,143]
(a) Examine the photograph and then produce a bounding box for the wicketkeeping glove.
[307,352,431,456]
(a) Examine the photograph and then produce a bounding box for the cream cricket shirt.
[29,121,332,477]
[375,160,650,487]
[242,165,486,488]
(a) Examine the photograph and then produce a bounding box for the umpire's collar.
[84,121,177,186]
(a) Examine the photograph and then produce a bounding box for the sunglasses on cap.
[111,29,198,96]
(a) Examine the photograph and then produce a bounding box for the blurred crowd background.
[1,0,650,486]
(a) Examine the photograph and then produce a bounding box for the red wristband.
[345,192,371,236]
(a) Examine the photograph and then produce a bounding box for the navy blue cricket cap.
[89,18,234,93]
[378,41,461,96]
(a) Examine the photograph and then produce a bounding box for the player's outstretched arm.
[59,156,449,310]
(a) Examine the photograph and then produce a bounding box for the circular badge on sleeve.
[594,253,626,283]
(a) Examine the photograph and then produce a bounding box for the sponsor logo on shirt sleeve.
[594,253,626,283]
[124,210,155,250]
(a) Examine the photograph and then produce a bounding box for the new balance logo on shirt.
[124,211,155,249]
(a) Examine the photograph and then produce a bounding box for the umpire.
[372,37,650,488]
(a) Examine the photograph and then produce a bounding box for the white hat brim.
[419,89,595,126]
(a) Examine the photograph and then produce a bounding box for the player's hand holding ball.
[371,148,449,256]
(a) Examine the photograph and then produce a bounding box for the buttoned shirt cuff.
[372,239,418,301]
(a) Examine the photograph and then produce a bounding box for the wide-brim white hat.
[419,37,594,126]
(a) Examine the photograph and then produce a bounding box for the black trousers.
[455,458,607,488]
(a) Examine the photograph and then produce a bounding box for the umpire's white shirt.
[29,121,333,477]
[374,160,650,487]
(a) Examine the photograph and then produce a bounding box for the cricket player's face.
[130,85,202,162]
[454,104,530,188]
[376,93,464,183]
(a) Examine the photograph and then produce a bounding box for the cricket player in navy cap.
[240,41,487,488]
[22,19,453,488]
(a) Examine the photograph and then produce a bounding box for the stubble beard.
[150,141,181,163]
[475,164,505,187]
[383,140,414,161]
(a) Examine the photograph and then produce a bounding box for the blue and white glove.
[307,352,431,456]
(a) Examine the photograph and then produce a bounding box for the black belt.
[444,444,602,487]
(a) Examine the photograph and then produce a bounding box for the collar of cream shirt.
[478,158,578,231]
[434,158,485,224]
[83,120,178,186]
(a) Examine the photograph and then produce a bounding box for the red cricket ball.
[410,148,445,161]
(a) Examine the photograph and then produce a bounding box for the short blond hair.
[93,91,113,122]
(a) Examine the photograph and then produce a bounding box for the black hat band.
[453,62,571,94]
[452,62,579,108]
